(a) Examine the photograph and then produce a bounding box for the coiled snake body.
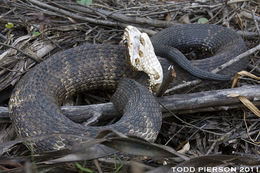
[9,24,247,152]
[151,24,247,84]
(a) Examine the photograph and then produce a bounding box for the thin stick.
[0,42,41,62]
[28,0,156,35]
[3,85,260,122]
[212,43,260,73]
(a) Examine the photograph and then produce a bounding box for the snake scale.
[9,24,248,152]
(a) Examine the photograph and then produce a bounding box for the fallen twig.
[28,0,158,35]
[212,43,260,73]
[67,4,173,28]
[0,42,41,62]
[2,85,259,123]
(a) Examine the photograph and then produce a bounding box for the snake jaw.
[123,26,163,93]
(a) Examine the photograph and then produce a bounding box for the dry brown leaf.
[238,96,260,117]
[177,141,190,154]
[228,94,260,118]
[232,70,260,88]
[164,13,172,21]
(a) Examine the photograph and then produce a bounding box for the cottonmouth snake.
[9,24,248,152]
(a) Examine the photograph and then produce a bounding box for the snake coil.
[9,24,247,152]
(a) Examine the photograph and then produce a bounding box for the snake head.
[122,25,163,94]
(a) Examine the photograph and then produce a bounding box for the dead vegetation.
[0,0,260,172]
